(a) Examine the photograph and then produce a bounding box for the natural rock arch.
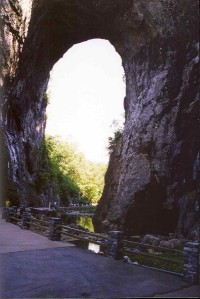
[0,0,199,236]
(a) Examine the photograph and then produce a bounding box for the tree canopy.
[45,135,107,205]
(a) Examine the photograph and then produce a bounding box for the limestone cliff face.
[94,1,200,236]
[0,0,199,235]
[0,0,34,205]
[0,0,52,205]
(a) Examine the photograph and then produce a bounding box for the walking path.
[0,208,199,298]
[0,212,74,254]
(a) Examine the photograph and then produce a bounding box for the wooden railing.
[5,208,108,245]
[60,224,108,246]
[28,217,49,235]
[122,239,184,274]
[3,206,199,284]
[9,213,21,223]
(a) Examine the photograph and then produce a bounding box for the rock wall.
[94,1,200,236]
[0,0,33,205]
[0,0,52,205]
[0,0,199,235]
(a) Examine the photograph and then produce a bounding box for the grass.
[124,250,183,274]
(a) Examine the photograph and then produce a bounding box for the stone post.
[2,207,9,220]
[20,206,26,215]
[183,242,200,284]
[49,218,62,241]
[107,231,124,260]
[9,206,18,223]
[21,211,30,229]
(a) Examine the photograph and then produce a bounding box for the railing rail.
[122,237,184,274]
[61,224,108,240]
[123,239,183,254]
[28,220,49,231]
[9,210,22,223]
[30,217,49,225]
[57,224,108,246]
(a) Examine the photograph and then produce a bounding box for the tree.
[107,117,124,153]
[45,135,107,204]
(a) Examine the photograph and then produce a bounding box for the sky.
[45,39,126,164]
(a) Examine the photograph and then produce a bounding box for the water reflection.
[88,242,100,253]
[71,239,103,254]
[62,213,105,254]
[61,214,94,232]
[76,216,94,232]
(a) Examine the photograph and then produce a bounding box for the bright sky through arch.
[45,39,126,163]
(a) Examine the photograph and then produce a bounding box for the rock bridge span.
[0,0,199,236]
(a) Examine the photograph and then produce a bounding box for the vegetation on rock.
[107,119,124,153]
[107,129,123,153]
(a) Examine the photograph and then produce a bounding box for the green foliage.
[35,136,80,205]
[107,118,124,154]
[126,251,183,274]
[107,129,123,153]
[34,137,51,192]
[45,135,107,205]
[44,92,50,105]
[77,216,94,232]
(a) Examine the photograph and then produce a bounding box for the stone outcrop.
[0,1,199,236]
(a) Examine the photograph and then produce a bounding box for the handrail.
[61,225,108,239]
[30,217,49,225]
[61,230,107,245]
[10,212,21,218]
[28,221,49,231]
[123,240,183,254]
[9,216,21,221]
[61,228,107,241]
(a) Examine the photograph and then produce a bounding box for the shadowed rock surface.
[0,0,199,236]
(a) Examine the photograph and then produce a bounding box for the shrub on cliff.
[107,129,122,153]
[107,118,124,153]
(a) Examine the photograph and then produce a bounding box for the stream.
[61,212,104,253]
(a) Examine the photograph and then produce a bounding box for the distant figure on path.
[5,200,11,207]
